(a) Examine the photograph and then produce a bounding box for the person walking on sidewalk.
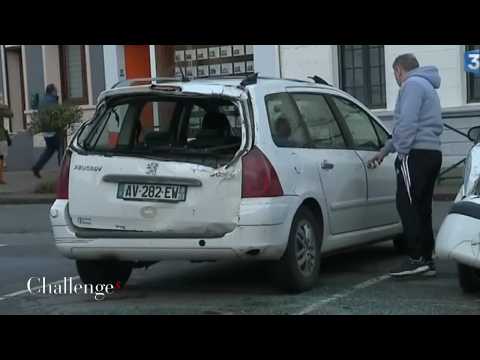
[0,121,12,184]
[32,84,61,179]
[368,53,443,278]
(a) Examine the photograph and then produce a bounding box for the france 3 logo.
[465,49,480,75]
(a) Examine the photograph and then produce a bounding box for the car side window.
[372,119,389,147]
[290,93,346,148]
[265,93,310,148]
[330,96,380,150]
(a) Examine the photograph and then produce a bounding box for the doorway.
[5,47,26,132]
[124,45,151,79]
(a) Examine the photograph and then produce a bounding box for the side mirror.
[468,126,480,143]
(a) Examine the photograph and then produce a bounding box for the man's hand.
[368,152,386,169]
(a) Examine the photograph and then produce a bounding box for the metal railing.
[437,113,479,183]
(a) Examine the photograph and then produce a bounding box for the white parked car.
[436,126,480,293]
[49,75,402,293]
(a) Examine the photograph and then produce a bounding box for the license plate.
[117,183,187,202]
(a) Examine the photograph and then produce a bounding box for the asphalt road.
[0,202,479,315]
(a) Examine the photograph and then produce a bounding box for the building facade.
[268,45,480,169]
[1,45,479,171]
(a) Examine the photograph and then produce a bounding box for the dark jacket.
[38,94,59,110]
[38,93,59,136]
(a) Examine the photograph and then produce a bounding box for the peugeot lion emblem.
[146,162,159,176]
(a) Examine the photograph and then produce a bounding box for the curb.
[0,195,56,205]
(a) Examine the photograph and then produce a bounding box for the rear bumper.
[50,197,298,261]
[436,196,480,268]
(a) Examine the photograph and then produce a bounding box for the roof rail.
[109,74,334,90]
[111,77,185,89]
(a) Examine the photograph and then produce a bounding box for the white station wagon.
[49,75,402,293]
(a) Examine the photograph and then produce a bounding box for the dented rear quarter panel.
[248,83,331,239]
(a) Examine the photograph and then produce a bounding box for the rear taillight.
[56,151,71,199]
[242,146,284,198]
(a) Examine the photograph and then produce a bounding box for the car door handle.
[321,160,334,170]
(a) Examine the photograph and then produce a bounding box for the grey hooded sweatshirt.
[381,66,443,158]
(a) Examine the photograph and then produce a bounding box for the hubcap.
[295,220,317,277]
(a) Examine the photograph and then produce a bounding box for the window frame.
[466,45,480,103]
[59,45,89,105]
[326,94,389,152]
[338,45,387,109]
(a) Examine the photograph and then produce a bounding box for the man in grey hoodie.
[369,53,443,277]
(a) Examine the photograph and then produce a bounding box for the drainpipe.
[1,46,7,106]
[276,45,282,78]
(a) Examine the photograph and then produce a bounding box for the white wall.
[279,45,338,85]
[253,45,281,78]
[103,45,126,89]
[277,45,475,111]
[384,45,468,110]
[383,45,477,169]
[273,45,480,170]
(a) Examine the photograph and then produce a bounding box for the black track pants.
[395,149,442,260]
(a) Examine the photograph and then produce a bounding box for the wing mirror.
[468,126,480,144]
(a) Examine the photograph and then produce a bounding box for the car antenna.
[239,73,258,89]
[309,75,331,86]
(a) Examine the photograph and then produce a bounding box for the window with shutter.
[338,45,386,109]
[60,45,88,104]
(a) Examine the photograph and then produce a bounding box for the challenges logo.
[27,277,119,301]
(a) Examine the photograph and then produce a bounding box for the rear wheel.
[76,260,133,288]
[457,263,480,293]
[276,207,322,293]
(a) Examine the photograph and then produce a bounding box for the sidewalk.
[0,169,58,204]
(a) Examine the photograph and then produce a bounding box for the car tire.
[76,260,133,288]
[393,234,408,255]
[276,207,322,294]
[457,263,480,293]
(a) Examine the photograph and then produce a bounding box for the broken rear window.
[79,95,243,166]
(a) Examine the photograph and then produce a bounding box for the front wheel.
[76,260,133,288]
[275,207,322,293]
[457,263,480,293]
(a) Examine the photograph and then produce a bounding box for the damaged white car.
[50,75,402,293]
[436,126,480,294]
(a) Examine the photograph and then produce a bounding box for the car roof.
[97,76,342,102]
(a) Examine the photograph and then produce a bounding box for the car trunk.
[67,90,249,238]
